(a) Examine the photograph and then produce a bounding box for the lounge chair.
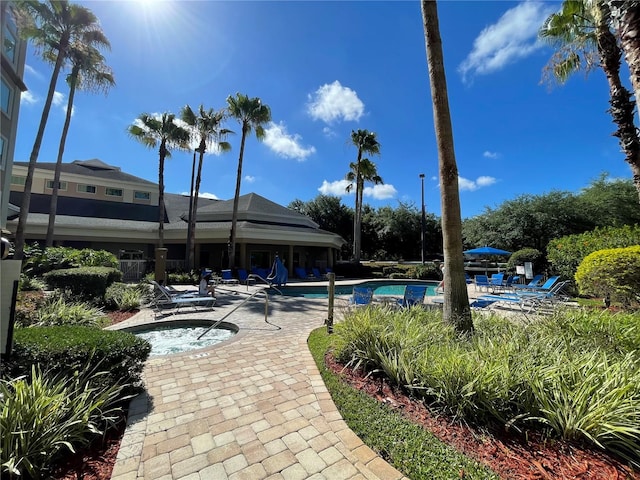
[237,268,255,286]
[474,275,491,292]
[395,285,427,308]
[514,275,560,293]
[150,281,216,315]
[311,267,323,279]
[494,275,520,293]
[295,267,311,280]
[220,269,239,285]
[512,274,544,291]
[349,286,374,307]
[477,280,570,314]
[488,273,504,292]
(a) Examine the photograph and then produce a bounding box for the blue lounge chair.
[514,275,560,292]
[237,268,255,285]
[474,275,491,292]
[349,286,374,307]
[220,269,239,285]
[311,267,323,279]
[477,280,569,314]
[151,281,216,316]
[512,274,544,291]
[396,285,427,308]
[295,267,311,279]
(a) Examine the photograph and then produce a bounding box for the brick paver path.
[110,287,408,480]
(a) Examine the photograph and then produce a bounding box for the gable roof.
[13,159,156,186]
[194,193,319,229]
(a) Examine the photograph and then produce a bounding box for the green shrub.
[44,266,122,301]
[547,224,640,279]
[104,282,145,310]
[167,271,198,285]
[22,245,118,277]
[18,273,46,292]
[0,364,126,479]
[2,326,151,392]
[408,263,440,280]
[506,248,545,274]
[575,246,640,307]
[333,307,640,465]
[17,294,109,328]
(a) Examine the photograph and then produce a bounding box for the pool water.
[274,282,439,298]
[133,325,235,356]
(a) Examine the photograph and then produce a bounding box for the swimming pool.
[272,280,439,298]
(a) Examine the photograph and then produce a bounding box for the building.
[8,159,345,278]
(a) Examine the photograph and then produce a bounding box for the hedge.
[44,266,122,301]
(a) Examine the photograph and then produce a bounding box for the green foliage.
[167,271,198,285]
[547,224,640,279]
[18,273,46,292]
[44,266,122,301]
[333,308,640,465]
[0,364,125,479]
[408,263,441,280]
[308,328,498,479]
[17,294,109,328]
[3,326,151,393]
[506,248,545,273]
[23,245,118,277]
[575,246,640,307]
[104,282,145,310]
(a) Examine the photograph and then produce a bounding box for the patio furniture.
[474,275,491,292]
[220,269,239,285]
[395,285,427,308]
[349,286,374,308]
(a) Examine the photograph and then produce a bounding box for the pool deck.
[108,282,483,480]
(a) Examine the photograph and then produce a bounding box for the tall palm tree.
[421,0,473,334]
[348,129,380,263]
[127,113,190,248]
[345,158,383,260]
[540,0,640,201]
[225,93,271,269]
[46,41,114,247]
[180,104,233,270]
[13,0,104,259]
[607,1,640,119]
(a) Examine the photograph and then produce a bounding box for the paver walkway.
[109,286,409,480]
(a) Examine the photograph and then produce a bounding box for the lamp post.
[419,173,426,264]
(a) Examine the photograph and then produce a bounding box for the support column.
[155,247,167,284]
[288,245,294,272]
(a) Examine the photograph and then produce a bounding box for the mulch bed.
[324,352,639,480]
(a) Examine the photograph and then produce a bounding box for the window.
[1,77,11,115]
[106,187,123,197]
[134,191,150,200]
[11,175,25,185]
[77,184,96,194]
[46,180,67,190]
[3,22,17,64]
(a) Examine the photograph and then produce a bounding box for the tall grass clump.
[16,294,108,328]
[333,307,640,466]
[0,364,127,478]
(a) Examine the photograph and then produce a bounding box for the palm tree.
[345,158,383,260]
[607,1,640,120]
[46,41,114,247]
[180,104,233,270]
[421,0,473,334]
[127,113,190,248]
[540,0,640,201]
[225,93,271,269]
[348,129,380,263]
[13,0,105,259]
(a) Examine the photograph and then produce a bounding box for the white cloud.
[244,175,256,183]
[364,184,397,200]
[322,126,337,138]
[24,64,44,80]
[483,151,499,159]
[458,2,555,81]
[458,175,498,191]
[52,91,65,106]
[20,91,38,105]
[263,122,316,161]
[180,191,220,199]
[307,81,365,123]
[63,104,75,117]
[318,179,352,196]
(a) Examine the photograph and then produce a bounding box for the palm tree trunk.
[422,0,473,334]
[229,124,248,269]
[596,3,640,202]
[14,48,66,259]
[612,2,640,125]
[353,151,362,263]
[46,68,78,247]
[185,151,196,270]
[190,149,205,270]
[158,140,167,248]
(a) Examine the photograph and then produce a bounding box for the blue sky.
[13,0,634,219]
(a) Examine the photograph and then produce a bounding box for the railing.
[119,260,147,282]
[197,286,280,339]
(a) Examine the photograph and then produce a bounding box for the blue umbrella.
[463,246,511,256]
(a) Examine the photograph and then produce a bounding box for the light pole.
[419,173,426,264]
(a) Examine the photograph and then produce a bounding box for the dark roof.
[13,159,156,186]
